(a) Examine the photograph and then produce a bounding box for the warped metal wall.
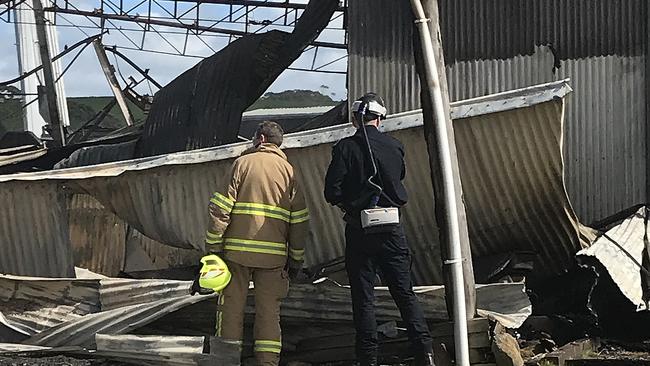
[0,182,74,277]
[348,0,648,223]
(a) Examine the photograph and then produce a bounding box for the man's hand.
[286,258,303,281]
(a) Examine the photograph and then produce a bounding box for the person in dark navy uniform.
[324,93,435,366]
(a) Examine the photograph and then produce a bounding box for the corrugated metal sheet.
[0,182,74,277]
[69,194,127,277]
[0,275,100,336]
[578,207,649,311]
[123,228,202,274]
[135,0,339,157]
[455,99,591,275]
[0,81,586,284]
[0,274,200,339]
[25,294,213,347]
[347,0,420,114]
[439,0,646,62]
[70,193,200,277]
[0,273,528,351]
[348,0,648,224]
[558,56,647,223]
[55,140,137,170]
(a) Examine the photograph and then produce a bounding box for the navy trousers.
[345,223,432,362]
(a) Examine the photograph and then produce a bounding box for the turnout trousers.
[216,261,289,366]
[345,223,433,363]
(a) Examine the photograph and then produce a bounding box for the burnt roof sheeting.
[578,207,650,311]
[349,0,647,225]
[455,99,594,276]
[0,182,74,278]
[135,0,339,157]
[0,274,202,341]
[0,275,100,336]
[439,0,646,62]
[25,295,213,347]
[55,141,137,170]
[0,273,527,349]
[0,81,590,283]
[69,194,127,277]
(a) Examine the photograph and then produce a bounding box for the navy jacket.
[324,125,408,221]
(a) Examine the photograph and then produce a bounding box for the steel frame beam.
[45,6,347,49]
[166,0,345,12]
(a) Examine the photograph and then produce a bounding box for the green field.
[0,96,145,137]
[0,89,339,139]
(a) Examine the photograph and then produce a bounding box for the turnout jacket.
[205,143,309,268]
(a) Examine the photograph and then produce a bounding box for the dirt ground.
[0,356,135,366]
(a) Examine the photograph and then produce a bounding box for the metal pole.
[409,0,470,365]
[33,0,65,146]
[93,39,134,126]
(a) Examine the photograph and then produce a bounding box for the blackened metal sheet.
[135,0,339,157]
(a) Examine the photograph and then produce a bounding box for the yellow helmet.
[198,254,231,292]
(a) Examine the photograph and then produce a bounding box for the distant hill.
[248,90,339,110]
[0,88,335,139]
[0,96,145,137]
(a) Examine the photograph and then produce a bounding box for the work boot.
[358,356,378,366]
[413,351,436,366]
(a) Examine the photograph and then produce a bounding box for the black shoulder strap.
[351,134,400,207]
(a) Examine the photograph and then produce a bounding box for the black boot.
[358,356,378,366]
[414,352,435,366]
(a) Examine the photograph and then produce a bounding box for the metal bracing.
[2,0,347,73]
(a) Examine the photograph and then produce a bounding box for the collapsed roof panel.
[0,80,593,284]
[135,0,340,157]
[578,207,650,311]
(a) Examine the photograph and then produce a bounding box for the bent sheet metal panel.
[578,207,649,311]
[0,81,589,284]
[0,274,196,338]
[69,194,127,277]
[0,182,74,278]
[455,100,592,276]
[14,280,529,348]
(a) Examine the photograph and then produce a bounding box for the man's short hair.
[255,121,284,146]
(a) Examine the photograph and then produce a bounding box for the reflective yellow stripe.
[235,202,290,216]
[231,209,290,222]
[255,340,282,346]
[289,248,304,260]
[215,294,224,337]
[291,208,309,217]
[255,340,282,353]
[224,245,286,256]
[206,231,223,244]
[210,198,233,213]
[224,238,286,248]
[290,215,309,224]
[290,208,309,224]
[255,347,282,354]
[206,231,221,239]
[211,193,234,213]
[213,192,234,207]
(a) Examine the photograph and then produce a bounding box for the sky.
[0,0,347,100]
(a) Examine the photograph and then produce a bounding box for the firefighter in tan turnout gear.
[204,121,309,366]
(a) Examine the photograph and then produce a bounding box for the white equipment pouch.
[361,207,400,230]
